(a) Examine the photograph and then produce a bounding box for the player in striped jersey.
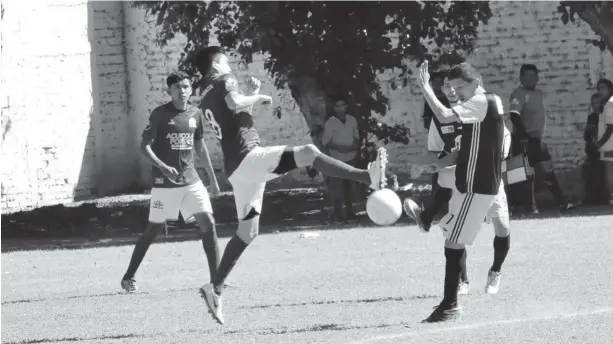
[414,61,507,323]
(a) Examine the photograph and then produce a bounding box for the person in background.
[508,64,574,213]
[322,98,360,221]
[595,78,613,203]
[582,93,609,205]
[422,71,450,130]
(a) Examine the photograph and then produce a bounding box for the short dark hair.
[166,72,190,88]
[447,62,480,83]
[193,46,225,76]
[591,93,601,100]
[520,64,538,76]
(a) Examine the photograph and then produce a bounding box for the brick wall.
[2,1,612,213]
[1,0,132,213]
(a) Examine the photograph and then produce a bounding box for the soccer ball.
[366,189,403,226]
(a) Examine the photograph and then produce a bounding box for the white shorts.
[148,181,212,223]
[438,165,508,220]
[439,192,496,245]
[229,146,286,219]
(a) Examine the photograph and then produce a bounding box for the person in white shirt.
[322,98,361,220]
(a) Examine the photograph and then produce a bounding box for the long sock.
[213,235,248,295]
[123,231,156,280]
[443,247,465,306]
[460,249,469,283]
[422,187,452,225]
[491,235,510,272]
[201,231,220,282]
[313,154,370,185]
[543,172,567,206]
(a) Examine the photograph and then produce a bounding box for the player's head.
[519,64,539,90]
[591,93,603,113]
[441,76,460,104]
[446,62,482,101]
[596,78,613,102]
[193,46,231,77]
[166,72,192,104]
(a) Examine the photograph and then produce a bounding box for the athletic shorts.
[228,146,286,220]
[148,181,212,223]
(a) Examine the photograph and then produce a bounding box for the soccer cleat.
[458,281,470,295]
[403,198,430,232]
[121,278,138,293]
[485,270,502,294]
[422,301,462,323]
[368,147,388,190]
[560,202,576,212]
[199,283,224,325]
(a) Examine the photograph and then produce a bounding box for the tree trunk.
[569,2,613,56]
[287,75,329,150]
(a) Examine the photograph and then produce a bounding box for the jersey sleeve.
[222,75,241,96]
[509,88,525,115]
[605,98,613,125]
[427,120,445,152]
[141,110,160,143]
[451,94,488,124]
[194,110,206,141]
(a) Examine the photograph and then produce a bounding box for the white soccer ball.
[366,189,403,226]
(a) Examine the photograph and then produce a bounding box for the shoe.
[560,202,576,212]
[199,283,224,324]
[458,281,470,295]
[422,301,462,323]
[485,270,502,294]
[403,198,430,232]
[368,147,388,190]
[121,278,137,293]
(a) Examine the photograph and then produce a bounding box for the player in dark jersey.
[193,46,388,325]
[120,73,221,293]
[415,61,507,323]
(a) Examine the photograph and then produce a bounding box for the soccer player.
[193,46,388,324]
[415,61,506,323]
[405,73,512,297]
[508,64,574,213]
[120,73,221,293]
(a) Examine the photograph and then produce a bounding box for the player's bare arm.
[194,138,220,196]
[418,61,459,124]
[224,90,272,112]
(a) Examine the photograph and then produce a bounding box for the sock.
[422,187,452,225]
[443,247,465,306]
[460,249,469,283]
[213,235,249,295]
[201,231,220,282]
[123,232,156,280]
[543,172,567,206]
[491,235,510,272]
[313,154,370,185]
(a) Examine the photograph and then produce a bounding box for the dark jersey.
[454,92,504,195]
[142,102,206,188]
[433,116,463,159]
[199,74,261,175]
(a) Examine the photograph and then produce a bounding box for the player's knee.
[194,212,216,234]
[492,217,510,237]
[294,144,321,167]
[444,239,465,250]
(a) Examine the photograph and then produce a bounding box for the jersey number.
[203,109,222,140]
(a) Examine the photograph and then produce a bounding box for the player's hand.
[245,76,261,95]
[418,60,430,87]
[259,94,273,105]
[209,181,221,198]
[160,164,179,180]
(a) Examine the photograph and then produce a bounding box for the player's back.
[199,74,261,175]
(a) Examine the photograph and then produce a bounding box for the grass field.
[2,213,613,344]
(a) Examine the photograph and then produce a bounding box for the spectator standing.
[595,78,613,203]
[582,93,609,205]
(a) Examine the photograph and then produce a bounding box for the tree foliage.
[557,1,613,53]
[133,1,492,151]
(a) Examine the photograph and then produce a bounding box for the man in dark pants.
[508,64,574,213]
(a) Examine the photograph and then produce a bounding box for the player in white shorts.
[194,46,388,325]
[410,61,507,323]
[121,73,221,293]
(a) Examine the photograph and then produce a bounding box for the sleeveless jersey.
[142,102,205,188]
[455,92,504,195]
[199,74,261,175]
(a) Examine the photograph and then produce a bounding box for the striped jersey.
[453,91,505,195]
[427,100,461,157]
